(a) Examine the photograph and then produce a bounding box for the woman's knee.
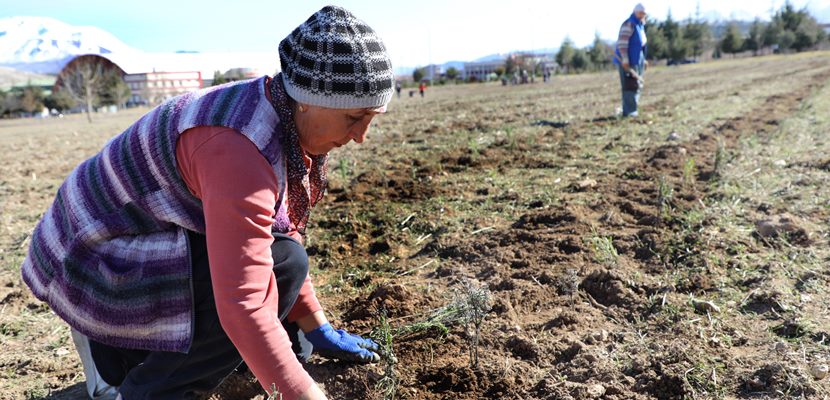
[271,234,309,282]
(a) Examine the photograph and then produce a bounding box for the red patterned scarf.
[267,74,328,235]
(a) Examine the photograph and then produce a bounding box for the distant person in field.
[395,80,402,98]
[20,6,392,400]
[613,3,649,117]
[419,81,426,97]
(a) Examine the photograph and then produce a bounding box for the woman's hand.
[304,323,380,363]
[298,383,328,400]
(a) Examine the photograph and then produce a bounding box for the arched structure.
[54,52,279,105]
[54,54,126,90]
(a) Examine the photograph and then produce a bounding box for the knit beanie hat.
[278,6,395,109]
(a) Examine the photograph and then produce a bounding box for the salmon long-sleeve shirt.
[175,125,322,399]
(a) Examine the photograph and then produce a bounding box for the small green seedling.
[590,230,618,266]
[371,311,399,400]
[657,175,674,220]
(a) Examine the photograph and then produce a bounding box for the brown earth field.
[2,53,830,400]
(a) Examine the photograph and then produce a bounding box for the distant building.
[463,59,505,81]
[124,71,202,105]
[422,64,444,81]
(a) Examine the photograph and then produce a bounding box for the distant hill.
[474,48,559,62]
[395,47,560,77]
[0,66,54,90]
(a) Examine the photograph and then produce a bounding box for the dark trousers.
[89,231,309,399]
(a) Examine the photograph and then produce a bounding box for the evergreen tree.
[766,1,826,52]
[0,89,7,117]
[45,90,75,112]
[3,89,21,117]
[212,70,227,86]
[763,19,783,50]
[720,23,744,56]
[778,30,797,50]
[663,11,681,42]
[99,71,131,108]
[745,18,766,54]
[445,67,460,81]
[412,67,425,82]
[504,56,517,75]
[588,33,612,69]
[662,11,690,61]
[645,19,667,60]
[682,7,711,60]
[20,81,45,114]
[556,37,575,72]
[571,49,592,72]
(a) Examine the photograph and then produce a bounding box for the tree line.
[718,3,827,57]
[555,1,827,73]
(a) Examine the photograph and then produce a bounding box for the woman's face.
[635,10,647,22]
[294,104,382,155]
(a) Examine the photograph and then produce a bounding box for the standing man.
[395,81,402,98]
[418,81,426,98]
[613,3,648,118]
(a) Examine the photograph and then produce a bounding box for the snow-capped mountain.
[0,16,138,74]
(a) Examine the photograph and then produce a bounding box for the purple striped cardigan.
[21,76,292,352]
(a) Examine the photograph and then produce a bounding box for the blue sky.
[3,0,829,68]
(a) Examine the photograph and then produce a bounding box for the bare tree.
[56,56,111,122]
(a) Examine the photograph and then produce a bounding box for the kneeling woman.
[21,6,393,400]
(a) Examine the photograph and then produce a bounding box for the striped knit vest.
[21,76,291,353]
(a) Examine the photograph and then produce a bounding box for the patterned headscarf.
[267,73,328,235]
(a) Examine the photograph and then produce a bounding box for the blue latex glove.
[304,323,380,363]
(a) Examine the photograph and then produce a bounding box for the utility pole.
[427,28,433,84]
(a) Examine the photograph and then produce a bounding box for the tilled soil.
[205,58,830,399]
[3,54,830,400]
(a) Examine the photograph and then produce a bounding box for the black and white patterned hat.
[279,6,394,109]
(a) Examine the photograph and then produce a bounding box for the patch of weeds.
[335,157,352,183]
[505,127,517,150]
[467,136,480,161]
[371,310,399,400]
[370,299,483,399]
[681,209,705,232]
[772,319,813,339]
[394,307,455,338]
[342,267,374,289]
[25,387,50,400]
[683,158,697,188]
[712,139,727,181]
[685,358,728,399]
[657,175,674,220]
[0,321,24,337]
[623,168,648,180]
[589,230,618,266]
